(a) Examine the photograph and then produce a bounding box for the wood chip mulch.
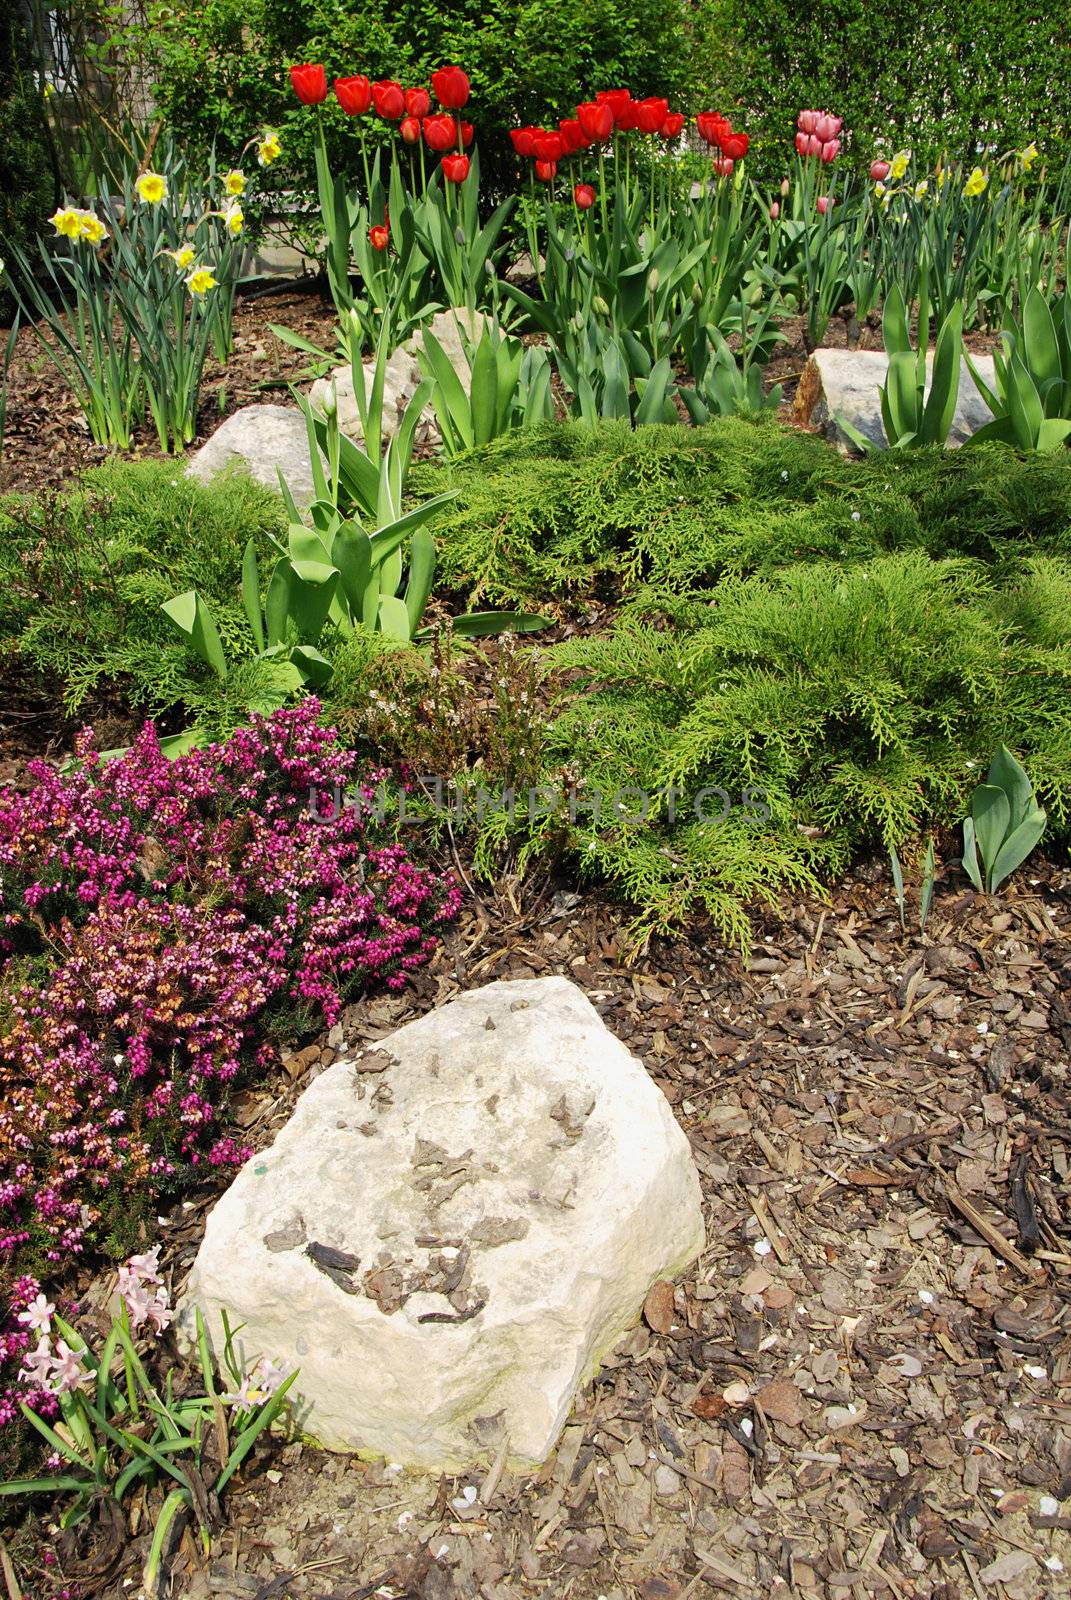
[109,852,1071,1600]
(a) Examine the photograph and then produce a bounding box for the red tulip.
[596,89,633,128]
[817,194,834,214]
[616,101,638,131]
[290,63,328,105]
[576,100,613,141]
[334,75,372,116]
[815,113,842,143]
[422,112,457,151]
[432,65,470,110]
[696,111,730,145]
[369,224,389,251]
[870,159,890,181]
[634,97,669,135]
[400,115,421,144]
[405,87,431,118]
[460,120,474,148]
[574,182,595,209]
[722,131,749,160]
[769,201,780,220]
[820,139,840,163]
[798,109,819,136]
[559,119,586,155]
[535,159,557,182]
[372,80,405,120]
[533,130,564,163]
[441,152,470,183]
[661,112,684,139]
[510,126,538,157]
[713,156,734,177]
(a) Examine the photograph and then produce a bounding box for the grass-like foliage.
[0,461,287,721]
[416,418,1071,608]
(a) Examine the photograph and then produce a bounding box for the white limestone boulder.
[180,977,704,1470]
[794,347,997,451]
[185,404,321,507]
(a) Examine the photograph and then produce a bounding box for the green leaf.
[334,521,373,622]
[889,844,905,930]
[404,527,436,636]
[377,594,413,641]
[961,816,983,892]
[971,784,1011,888]
[989,808,1047,893]
[160,592,228,679]
[448,611,550,637]
[469,331,499,448]
[986,745,1035,831]
[920,304,963,445]
[1021,287,1061,389]
[240,540,265,653]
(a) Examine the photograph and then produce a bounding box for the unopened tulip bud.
[691,281,703,306]
[593,294,610,315]
[647,267,660,295]
[323,383,338,418]
[769,201,780,220]
[780,178,790,197]
[455,225,465,245]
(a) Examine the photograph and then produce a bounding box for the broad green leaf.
[378,594,413,641]
[921,304,962,445]
[961,816,983,892]
[971,784,1010,887]
[240,540,265,653]
[986,744,1035,831]
[1021,287,1061,389]
[989,808,1047,893]
[404,527,437,635]
[449,610,550,637]
[470,332,499,448]
[160,591,228,679]
[334,522,373,620]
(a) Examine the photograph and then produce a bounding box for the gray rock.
[794,348,997,450]
[185,404,318,507]
[180,977,704,1471]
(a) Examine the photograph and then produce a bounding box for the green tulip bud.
[593,294,610,316]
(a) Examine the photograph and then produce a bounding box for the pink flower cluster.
[796,108,842,163]
[0,703,460,1416]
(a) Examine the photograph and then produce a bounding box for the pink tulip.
[769,201,780,219]
[713,155,734,176]
[798,109,819,135]
[870,159,891,181]
[815,113,842,143]
[820,139,840,163]
[816,194,834,215]
[807,133,822,156]
[795,131,807,157]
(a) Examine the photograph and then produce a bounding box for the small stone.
[653,1464,681,1498]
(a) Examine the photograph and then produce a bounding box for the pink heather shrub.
[0,702,460,1421]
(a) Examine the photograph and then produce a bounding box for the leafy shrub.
[0,461,287,718]
[707,1,1069,174]
[417,419,1071,609]
[0,701,460,1379]
[0,9,56,319]
[120,0,720,199]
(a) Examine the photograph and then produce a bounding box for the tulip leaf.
[989,808,1047,893]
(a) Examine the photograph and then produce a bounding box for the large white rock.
[185,404,320,507]
[794,347,997,450]
[181,977,704,1470]
[308,308,492,446]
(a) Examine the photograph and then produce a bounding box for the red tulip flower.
[769,201,780,220]
[713,156,734,177]
[596,89,633,128]
[574,182,595,209]
[372,80,405,120]
[533,130,564,163]
[870,159,891,181]
[817,194,834,215]
[798,109,819,136]
[696,111,730,146]
[369,224,389,251]
[661,111,684,139]
[820,139,840,163]
[460,120,474,148]
[405,87,431,118]
[510,127,538,157]
[559,119,586,155]
[441,152,470,183]
[400,115,421,144]
[334,75,372,116]
[422,112,457,151]
[535,159,557,182]
[815,113,842,143]
[722,131,749,160]
[290,63,328,105]
[433,65,470,110]
[576,101,613,142]
[633,97,669,134]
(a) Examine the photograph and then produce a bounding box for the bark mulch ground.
[58,852,1067,1600]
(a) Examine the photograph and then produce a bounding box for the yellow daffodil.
[873,180,887,199]
[135,170,167,205]
[42,83,54,100]
[186,265,218,296]
[49,206,84,239]
[936,165,947,190]
[224,169,246,197]
[1020,141,1038,172]
[890,149,911,180]
[169,245,196,270]
[257,130,281,168]
[913,179,929,200]
[963,165,988,198]
[79,212,108,245]
[223,203,244,237]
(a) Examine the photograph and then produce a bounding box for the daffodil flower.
[913,180,929,200]
[49,206,85,239]
[873,181,887,199]
[168,245,196,270]
[224,169,246,197]
[1020,142,1038,171]
[135,170,167,205]
[186,265,218,296]
[80,212,108,245]
[890,149,911,180]
[257,130,281,168]
[963,165,988,197]
[223,203,244,237]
